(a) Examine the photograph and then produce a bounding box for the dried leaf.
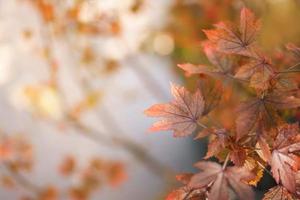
[243,157,264,186]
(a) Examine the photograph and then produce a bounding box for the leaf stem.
[278,69,300,74]
[222,153,230,170]
[257,161,272,177]
[226,74,249,83]
[183,189,195,200]
[196,121,208,129]
[286,62,300,71]
[278,62,300,74]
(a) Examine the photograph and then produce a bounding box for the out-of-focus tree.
[0,0,176,199]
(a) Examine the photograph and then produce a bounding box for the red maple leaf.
[235,54,275,90]
[188,161,254,200]
[144,83,205,137]
[178,42,234,79]
[203,8,261,57]
[263,186,297,200]
[270,123,300,193]
[166,173,206,200]
[235,92,300,140]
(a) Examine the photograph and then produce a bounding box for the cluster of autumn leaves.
[145,8,300,200]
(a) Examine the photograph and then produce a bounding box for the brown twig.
[2,162,41,196]
[67,115,174,182]
[127,55,169,101]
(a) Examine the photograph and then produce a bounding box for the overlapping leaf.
[235,55,275,90]
[270,123,300,193]
[166,173,206,200]
[145,83,205,137]
[189,161,254,200]
[263,186,297,200]
[203,8,261,57]
[258,123,300,193]
[196,128,229,159]
[235,92,300,140]
[196,127,248,166]
[178,43,234,79]
[243,157,264,186]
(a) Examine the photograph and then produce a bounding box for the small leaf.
[189,161,254,200]
[263,186,296,200]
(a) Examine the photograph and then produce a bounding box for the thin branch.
[222,153,230,170]
[67,116,175,182]
[285,62,300,71]
[257,161,272,177]
[226,74,250,83]
[196,121,208,129]
[278,69,300,74]
[2,162,41,196]
[127,55,169,101]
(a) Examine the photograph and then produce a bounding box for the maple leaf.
[200,128,229,159]
[166,173,206,200]
[263,186,297,200]
[188,161,254,200]
[166,188,206,200]
[196,128,247,166]
[197,78,223,115]
[203,8,261,57]
[178,43,234,79]
[269,123,300,193]
[230,145,247,166]
[235,98,276,141]
[144,83,205,137]
[235,55,275,90]
[235,92,300,140]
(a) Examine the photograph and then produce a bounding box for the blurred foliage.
[166,0,300,88]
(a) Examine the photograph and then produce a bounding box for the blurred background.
[0,0,299,199]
